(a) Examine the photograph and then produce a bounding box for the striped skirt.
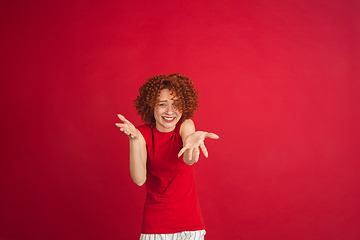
[140,230,206,240]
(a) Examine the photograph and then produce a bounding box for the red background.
[1,0,359,239]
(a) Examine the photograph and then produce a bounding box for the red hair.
[133,73,199,128]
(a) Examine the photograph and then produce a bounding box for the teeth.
[163,117,175,120]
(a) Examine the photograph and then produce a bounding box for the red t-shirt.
[137,122,205,234]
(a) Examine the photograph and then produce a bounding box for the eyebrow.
[158,98,178,103]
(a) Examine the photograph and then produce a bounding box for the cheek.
[154,108,163,117]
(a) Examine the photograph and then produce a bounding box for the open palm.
[178,131,219,162]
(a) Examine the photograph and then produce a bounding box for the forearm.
[180,119,197,165]
[129,132,147,186]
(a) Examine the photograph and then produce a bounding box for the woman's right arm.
[116,114,147,186]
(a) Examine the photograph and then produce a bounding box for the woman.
[115,73,219,240]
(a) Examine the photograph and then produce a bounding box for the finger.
[199,142,208,158]
[124,130,134,135]
[117,114,129,123]
[178,147,187,158]
[115,123,124,128]
[117,113,124,119]
[206,132,220,139]
[194,147,200,162]
[188,148,193,161]
[116,124,127,132]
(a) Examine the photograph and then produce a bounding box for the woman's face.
[154,88,182,132]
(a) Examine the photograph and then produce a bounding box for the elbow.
[135,181,145,186]
[133,177,146,186]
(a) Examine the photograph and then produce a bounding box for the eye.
[159,103,166,107]
[173,100,180,108]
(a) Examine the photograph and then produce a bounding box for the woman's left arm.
[179,119,220,165]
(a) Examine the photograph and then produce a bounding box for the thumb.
[206,132,220,139]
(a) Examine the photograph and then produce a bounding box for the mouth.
[162,116,176,123]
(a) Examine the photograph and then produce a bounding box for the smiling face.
[154,88,182,132]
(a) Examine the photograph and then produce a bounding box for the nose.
[166,104,174,114]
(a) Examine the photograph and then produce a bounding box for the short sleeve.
[137,125,152,147]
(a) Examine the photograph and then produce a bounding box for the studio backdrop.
[1,0,359,239]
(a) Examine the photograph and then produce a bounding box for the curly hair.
[133,73,199,128]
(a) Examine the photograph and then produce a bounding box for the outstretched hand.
[115,114,139,139]
[178,131,220,162]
